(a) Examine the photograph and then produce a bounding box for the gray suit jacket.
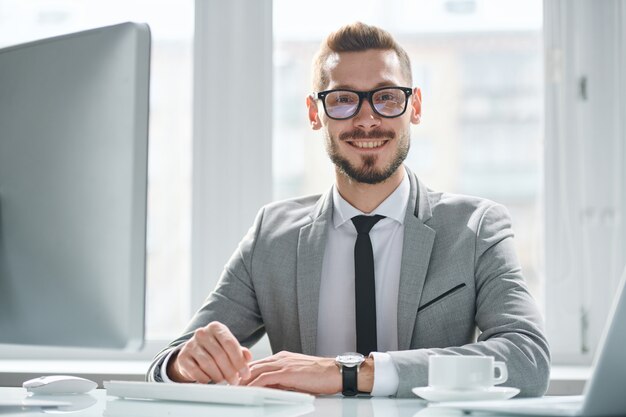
[148,167,550,397]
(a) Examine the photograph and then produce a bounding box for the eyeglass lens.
[324,88,407,119]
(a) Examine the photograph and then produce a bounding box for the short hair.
[312,22,412,91]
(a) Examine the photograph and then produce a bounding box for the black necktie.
[352,214,385,355]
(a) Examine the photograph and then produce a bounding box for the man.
[148,22,550,398]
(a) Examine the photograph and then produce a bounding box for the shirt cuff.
[159,347,181,383]
[369,352,399,396]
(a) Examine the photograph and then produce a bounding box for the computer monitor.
[0,22,150,350]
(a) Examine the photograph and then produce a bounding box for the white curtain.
[544,0,626,364]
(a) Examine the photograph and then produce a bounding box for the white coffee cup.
[428,355,508,391]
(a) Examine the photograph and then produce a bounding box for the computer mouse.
[23,375,97,395]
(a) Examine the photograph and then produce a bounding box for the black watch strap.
[341,365,358,396]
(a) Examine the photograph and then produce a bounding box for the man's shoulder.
[425,187,507,227]
[262,194,323,216]
[430,189,498,210]
[256,193,325,231]
[244,194,327,248]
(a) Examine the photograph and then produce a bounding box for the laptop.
[431,265,626,416]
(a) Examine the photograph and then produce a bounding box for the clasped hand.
[167,321,341,394]
[244,351,341,394]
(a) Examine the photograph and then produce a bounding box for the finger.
[176,351,213,383]
[204,337,241,385]
[239,347,253,379]
[195,325,241,385]
[213,325,251,378]
[242,347,253,362]
[247,371,316,394]
[243,362,281,384]
[180,339,224,383]
[247,370,287,388]
[191,345,227,383]
[187,357,218,384]
[165,350,194,383]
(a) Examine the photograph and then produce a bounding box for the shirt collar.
[332,169,410,229]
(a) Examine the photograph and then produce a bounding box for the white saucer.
[412,386,520,402]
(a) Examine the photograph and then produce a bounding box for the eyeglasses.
[313,86,413,120]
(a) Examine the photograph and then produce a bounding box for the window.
[0,0,193,343]
[543,0,626,364]
[3,0,621,368]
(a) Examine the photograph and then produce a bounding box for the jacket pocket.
[417,283,467,313]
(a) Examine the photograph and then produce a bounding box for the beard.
[325,127,410,185]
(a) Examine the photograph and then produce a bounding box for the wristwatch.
[335,352,365,396]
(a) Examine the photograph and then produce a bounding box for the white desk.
[0,387,460,417]
[0,361,590,396]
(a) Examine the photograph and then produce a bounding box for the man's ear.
[306,95,323,130]
[410,87,422,125]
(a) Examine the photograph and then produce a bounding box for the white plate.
[412,386,520,402]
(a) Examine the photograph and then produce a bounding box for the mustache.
[339,129,395,141]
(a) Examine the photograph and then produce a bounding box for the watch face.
[336,352,365,367]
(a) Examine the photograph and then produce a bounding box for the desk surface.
[0,361,591,396]
[0,387,466,417]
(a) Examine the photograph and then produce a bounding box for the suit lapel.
[397,169,436,350]
[295,169,435,353]
[296,189,332,355]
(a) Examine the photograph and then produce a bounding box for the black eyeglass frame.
[313,86,413,120]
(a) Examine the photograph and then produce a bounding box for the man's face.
[307,49,421,185]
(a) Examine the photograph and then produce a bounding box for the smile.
[347,140,388,149]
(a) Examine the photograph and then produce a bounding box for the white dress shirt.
[316,170,409,396]
[162,171,409,395]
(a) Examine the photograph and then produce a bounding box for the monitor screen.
[0,22,150,350]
